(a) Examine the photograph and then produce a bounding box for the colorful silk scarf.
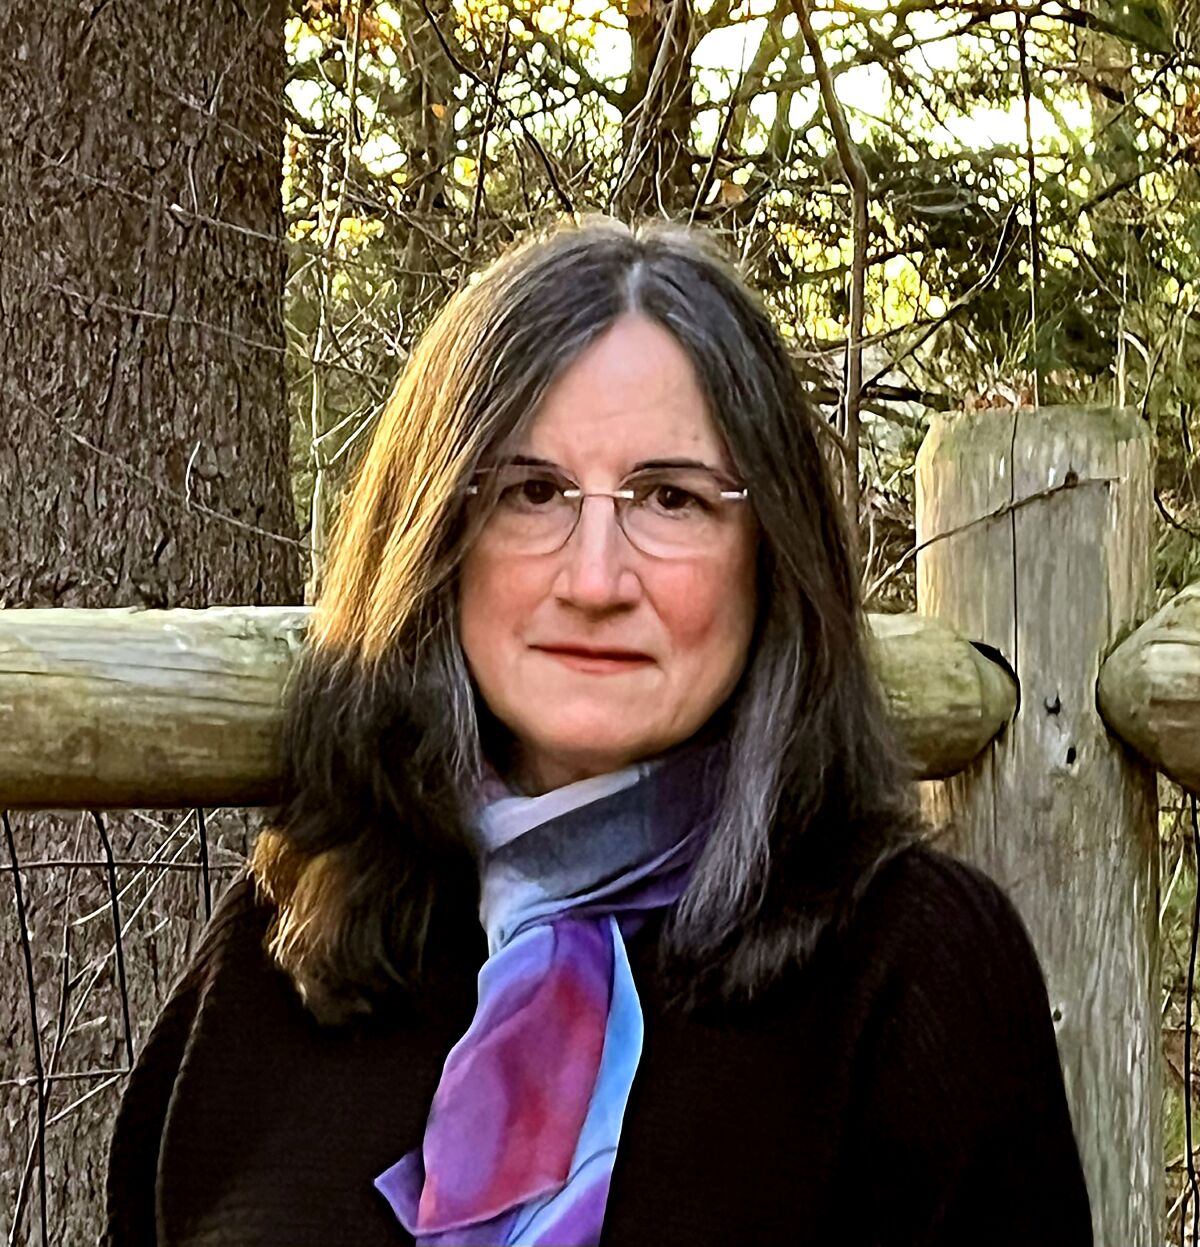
[374,740,725,1246]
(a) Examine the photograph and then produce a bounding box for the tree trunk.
[0,2,301,1242]
[613,0,698,219]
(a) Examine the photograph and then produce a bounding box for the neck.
[510,748,641,796]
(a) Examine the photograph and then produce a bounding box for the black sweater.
[104,844,1093,1246]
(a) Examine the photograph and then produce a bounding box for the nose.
[552,495,642,611]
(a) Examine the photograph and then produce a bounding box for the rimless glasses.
[464,458,751,558]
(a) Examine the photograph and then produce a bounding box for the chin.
[532,724,658,774]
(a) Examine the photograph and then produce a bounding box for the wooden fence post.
[916,405,1160,1243]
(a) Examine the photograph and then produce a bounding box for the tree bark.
[613,0,698,220]
[0,2,301,1242]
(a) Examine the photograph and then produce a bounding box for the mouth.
[531,645,654,673]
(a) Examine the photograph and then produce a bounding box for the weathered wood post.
[916,405,1159,1243]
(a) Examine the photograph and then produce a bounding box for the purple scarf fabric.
[374,741,725,1245]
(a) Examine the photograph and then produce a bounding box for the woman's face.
[458,313,758,794]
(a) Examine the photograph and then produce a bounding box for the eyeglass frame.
[461,461,752,557]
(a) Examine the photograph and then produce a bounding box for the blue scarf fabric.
[374,741,725,1245]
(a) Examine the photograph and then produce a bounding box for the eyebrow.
[504,454,726,474]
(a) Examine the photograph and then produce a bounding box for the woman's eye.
[498,475,562,507]
[652,484,698,511]
[522,478,559,505]
[631,477,711,514]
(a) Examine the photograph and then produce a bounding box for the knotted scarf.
[374,740,726,1246]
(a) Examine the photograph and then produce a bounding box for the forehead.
[517,314,730,470]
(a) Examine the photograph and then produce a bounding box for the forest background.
[2,0,1200,1240]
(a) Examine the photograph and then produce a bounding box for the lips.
[532,645,652,661]
[531,644,654,673]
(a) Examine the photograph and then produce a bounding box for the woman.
[105,215,1092,1246]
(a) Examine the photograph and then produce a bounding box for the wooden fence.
[4,406,1199,1243]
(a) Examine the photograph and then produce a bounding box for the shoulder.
[131,870,282,1070]
[826,852,1092,1238]
[174,869,278,996]
[103,871,280,1244]
[846,841,1060,1065]
[854,839,1043,965]
[130,870,287,1062]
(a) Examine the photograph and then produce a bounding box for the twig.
[1015,9,1042,406]
[46,280,286,357]
[92,812,135,1068]
[860,203,1021,392]
[610,0,692,215]
[790,0,870,532]
[691,59,749,224]
[472,21,510,238]
[862,471,1118,604]
[412,0,572,212]
[1181,790,1200,1245]
[3,811,47,1247]
[1155,490,1200,541]
[2,1068,131,1089]
[194,807,212,921]
[44,1074,124,1129]
[8,858,241,872]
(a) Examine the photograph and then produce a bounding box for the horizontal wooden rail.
[0,605,1016,809]
[1098,581,1200,793]
[4,592,1194,807]
[0,606,309,808]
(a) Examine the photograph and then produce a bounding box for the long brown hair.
[252,213,924,1023]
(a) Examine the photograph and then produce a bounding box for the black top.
[104,843,1093,1246]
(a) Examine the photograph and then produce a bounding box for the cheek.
[458,545,542,676]
[655,559,756,663]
